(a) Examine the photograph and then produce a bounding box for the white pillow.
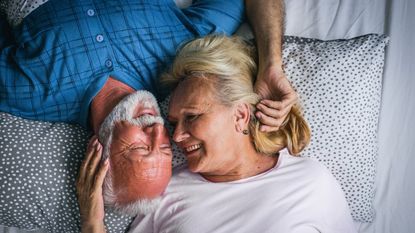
[284,34,387,222]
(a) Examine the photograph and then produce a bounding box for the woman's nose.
[172,123,188,143]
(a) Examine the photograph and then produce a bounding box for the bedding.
[283,34,387,222]
[0,34,387,231]
[0,0,48,26]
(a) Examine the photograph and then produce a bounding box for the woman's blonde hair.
[162,35,310,156]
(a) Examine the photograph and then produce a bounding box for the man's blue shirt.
[0,0,244,128]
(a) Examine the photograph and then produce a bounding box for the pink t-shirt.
[130,149,357,233]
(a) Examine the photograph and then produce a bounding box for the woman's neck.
[90,77,135,134]
[202,149,279,183]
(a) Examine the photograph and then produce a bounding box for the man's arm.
[246,0,284,69]
[0,12,13,50]
[245,0,297,132]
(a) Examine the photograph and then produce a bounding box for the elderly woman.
[78,35,356,233]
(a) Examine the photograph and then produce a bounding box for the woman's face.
[168,78,239,176]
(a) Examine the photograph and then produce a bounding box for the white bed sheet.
[284,0,415,233]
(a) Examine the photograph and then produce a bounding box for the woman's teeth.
[186,144,201,152]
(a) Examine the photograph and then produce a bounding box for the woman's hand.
[254,64,297,132]
[76,136,109,233]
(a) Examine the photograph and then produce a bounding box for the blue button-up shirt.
[0,0,244,128]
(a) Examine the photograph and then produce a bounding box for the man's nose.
[153,123,165,138]
[143,123,165,138]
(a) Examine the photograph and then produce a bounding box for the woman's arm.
[245,0,298,132]
[76,136,109,233]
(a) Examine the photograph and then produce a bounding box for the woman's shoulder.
[278,149,338,185]
[280,150,328,171]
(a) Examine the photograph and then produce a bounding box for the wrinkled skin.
[76,136,108,232]
[109,121,172,204]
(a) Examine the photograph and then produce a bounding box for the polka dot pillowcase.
[283,34,388,222]
[0,34,388,231]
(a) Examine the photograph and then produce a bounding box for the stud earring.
[242,129,249,135]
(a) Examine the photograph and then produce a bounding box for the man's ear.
[234,103,251,133]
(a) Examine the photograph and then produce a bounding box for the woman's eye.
[186,114,200,122]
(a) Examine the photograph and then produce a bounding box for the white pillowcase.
[284,34,388,222]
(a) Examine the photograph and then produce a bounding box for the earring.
[242,129,249,135]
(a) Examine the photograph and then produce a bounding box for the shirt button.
[96,34,104,43]
[105,59,113,68]
[87,9,95,16]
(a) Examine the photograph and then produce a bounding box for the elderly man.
[0,0,295,223]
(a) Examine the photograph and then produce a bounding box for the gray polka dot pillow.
[0,34,388,231]
[0,113,133,232]
[0,0,49,26]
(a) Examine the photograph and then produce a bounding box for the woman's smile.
[185,144,202,152]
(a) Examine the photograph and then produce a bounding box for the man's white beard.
[101,171,162,216]
[98,90,164,216]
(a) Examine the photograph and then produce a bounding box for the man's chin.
[109,197,162,216]
[102,172,168,216]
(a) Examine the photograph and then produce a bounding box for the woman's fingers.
[79,136,99,183]
[86,142,102,183]
[76,137,108,228]
[95,159,109,191]
[77,135,105,198]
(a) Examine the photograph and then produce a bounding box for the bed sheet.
[284,0,385,40]
[284,0,415,233]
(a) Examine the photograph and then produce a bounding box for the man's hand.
[76,136,108,233]
[245,0,293,133]
[254,64,297,132]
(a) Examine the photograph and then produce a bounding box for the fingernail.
[93,138,99,146]
[256,112,261,119]
[96,143,102,151]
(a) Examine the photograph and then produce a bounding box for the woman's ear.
[234,103,251,133]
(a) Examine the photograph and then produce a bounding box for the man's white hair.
[98,90,164,216]
[98,90,164,160]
